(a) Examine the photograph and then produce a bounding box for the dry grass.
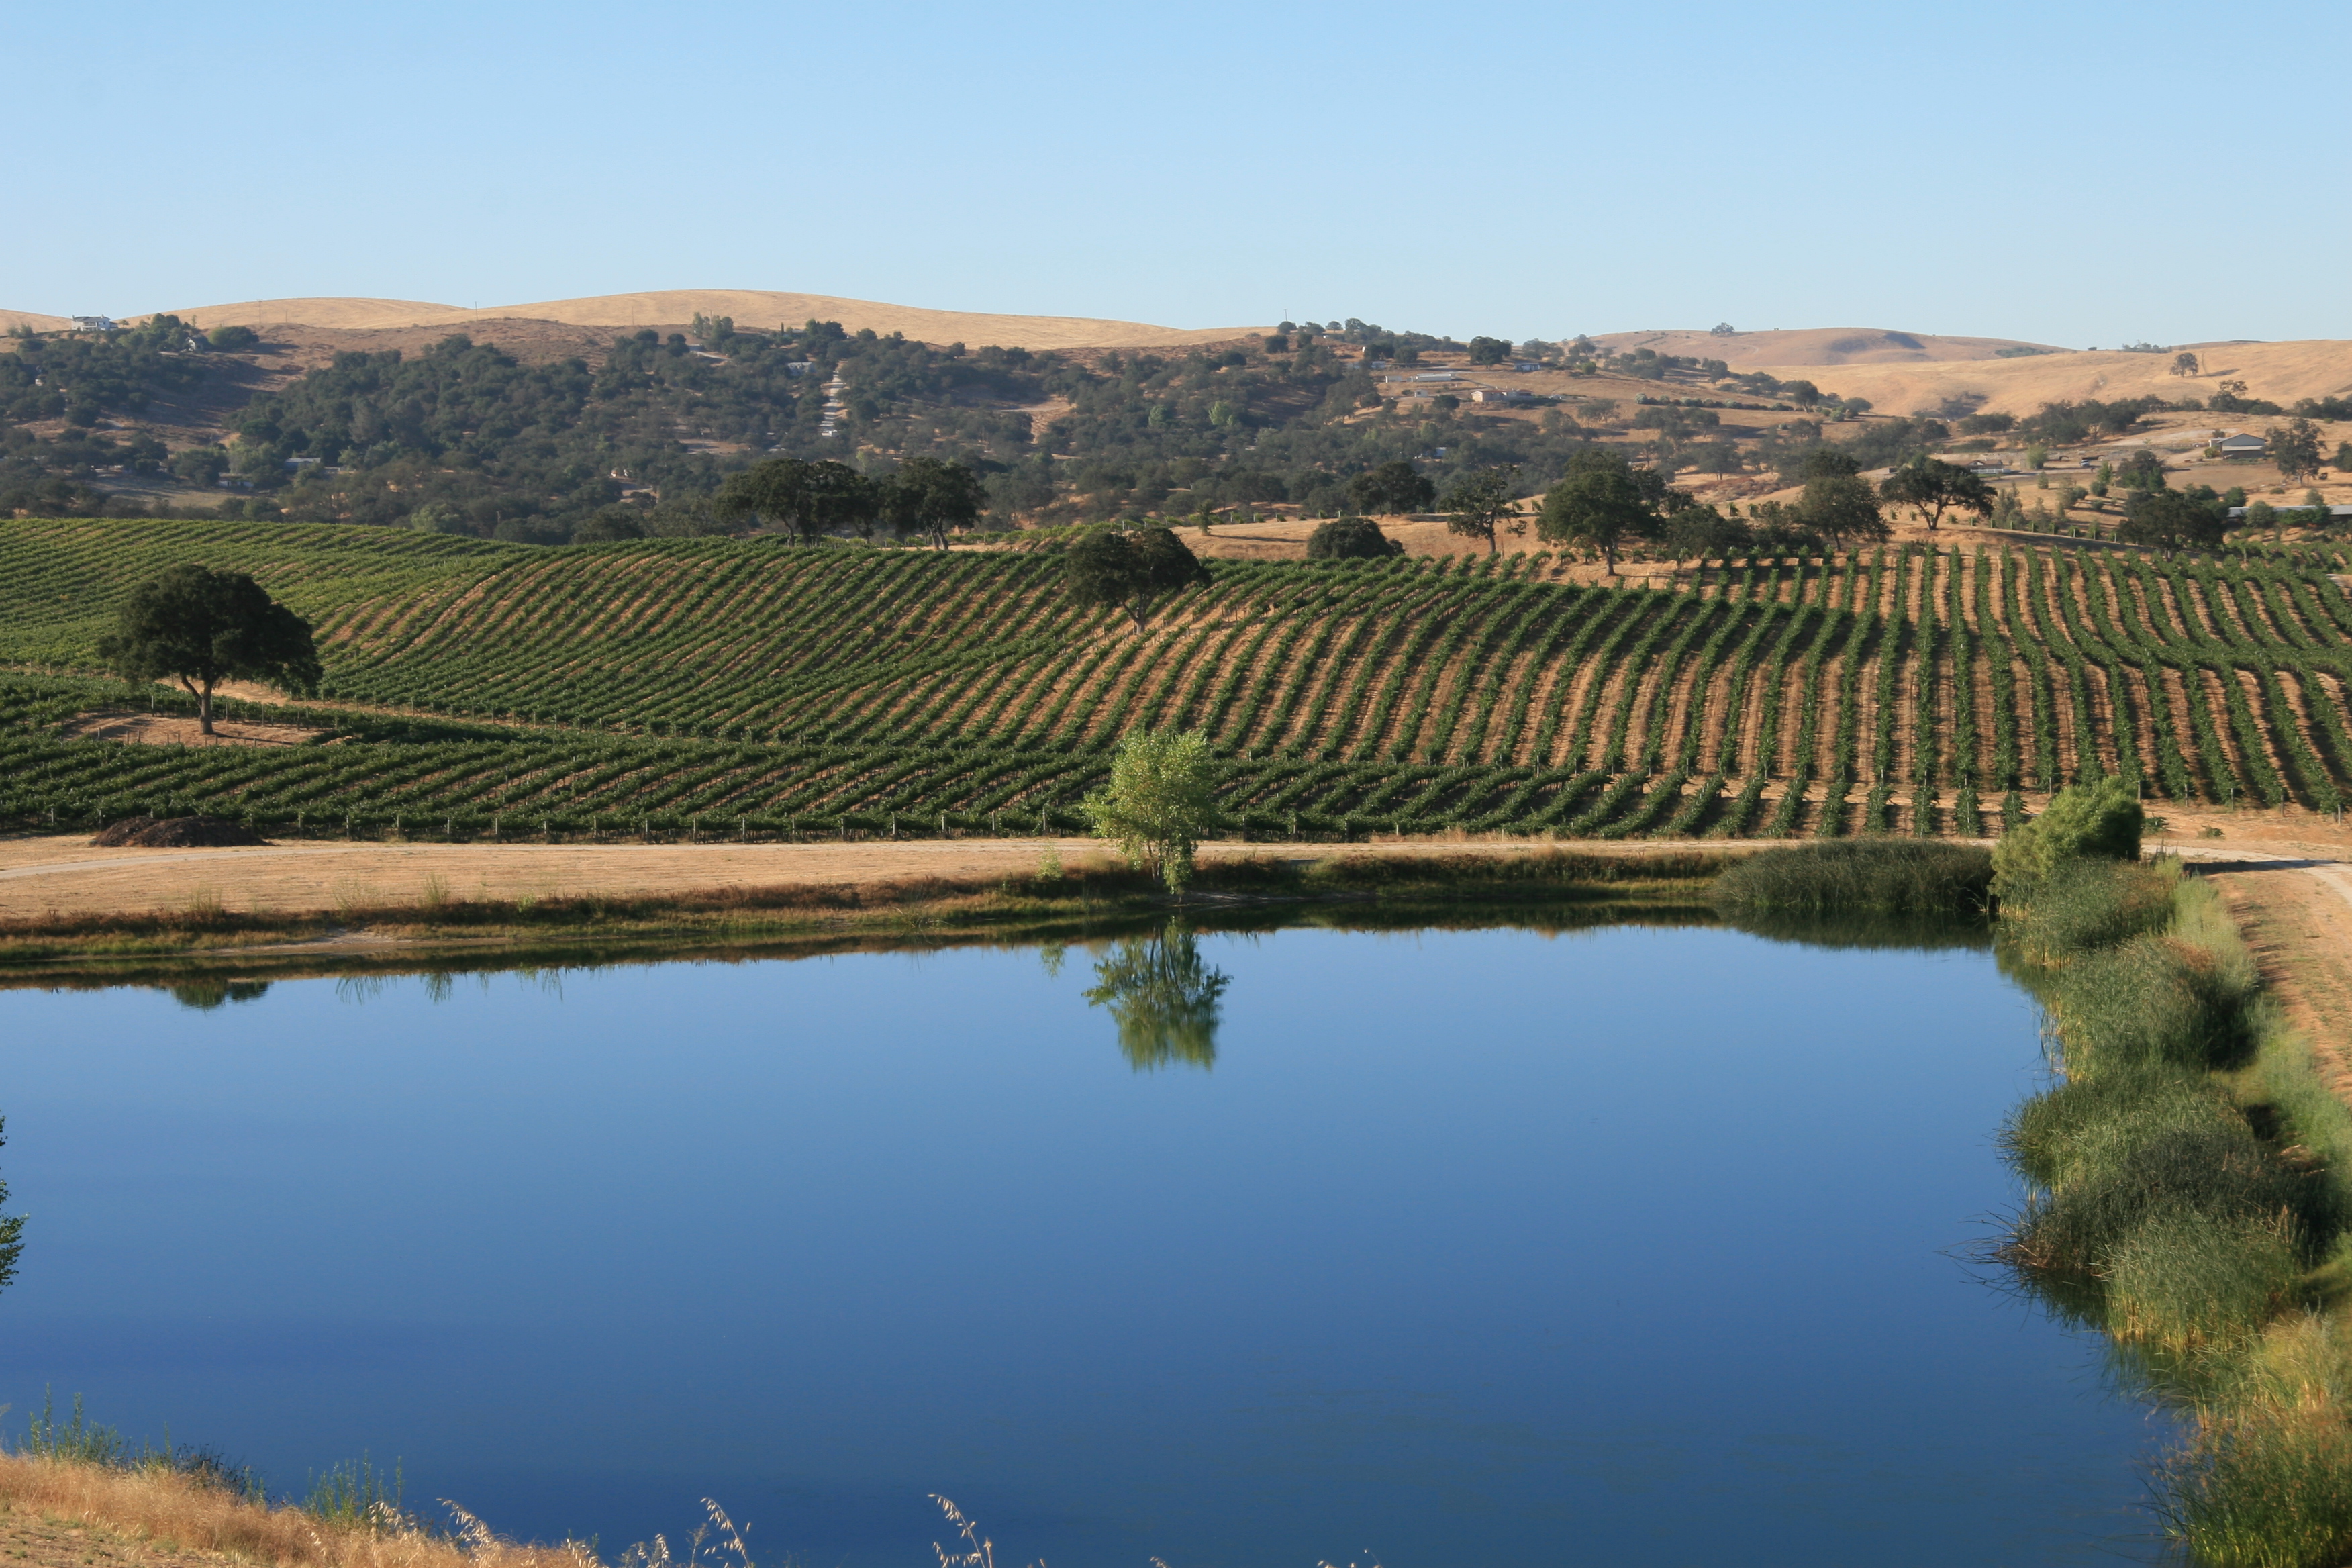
[0,1455,593,1568]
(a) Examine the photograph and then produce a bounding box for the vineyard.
[4,517,2352,840]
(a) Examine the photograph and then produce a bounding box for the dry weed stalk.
[0,1453,593,1568]
[930,1495,1044,1568]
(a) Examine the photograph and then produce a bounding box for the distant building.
[70,316,115,332]
[1410,371,1457,383]
[2229,503,2352,521]
[1470,387,1531,405]
[785,361,816,377]
[2218,433,2268,458]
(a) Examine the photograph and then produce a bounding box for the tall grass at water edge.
[1991,859,2352,1566]
[1708,838,1992,917]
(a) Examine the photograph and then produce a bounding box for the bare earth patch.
[58,712,329,748]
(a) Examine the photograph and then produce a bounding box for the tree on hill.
[1879,455,1995,533]
[714,457,879,542]
[1347,460,1436,515]
[1305,518,1402,559]
[1065,526,1210,632]
[2119,490,2226,558]
[98,565,320,735]
[1466,336,1512,366]
[1440,469,1522,556]
[882,456,989,550]
[1797,473,1889,552]
[2172,351,2200,378]
[1536,448,1655,575]
[2269,418,2324,484]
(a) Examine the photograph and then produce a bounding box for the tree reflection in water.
[1083,926,1231,1071]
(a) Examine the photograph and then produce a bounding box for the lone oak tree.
[1439,469,1523,556]
[1879,455,1996,533]
[882,456,988,550]
[1536,448,1653,574]
[1065,526,1210,632]
[99,565,320,735]
[1798,473,1890,552]
[713,457,880,542]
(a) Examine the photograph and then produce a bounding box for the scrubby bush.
[1991,777,2143,897]
[1305,517,1403,560]
[1708,839,1990,916]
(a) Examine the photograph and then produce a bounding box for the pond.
[0,920,2169,1567]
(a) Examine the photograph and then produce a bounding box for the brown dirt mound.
[90,816,270,848]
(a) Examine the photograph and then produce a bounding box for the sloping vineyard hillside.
[4,518,2352,840]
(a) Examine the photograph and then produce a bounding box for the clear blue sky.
[14,0,2345,346]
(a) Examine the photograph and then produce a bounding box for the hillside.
[1590,327,2062,366]
[126,291,1265,352]
[5,519,2352,843]
[1746,338,2352,419]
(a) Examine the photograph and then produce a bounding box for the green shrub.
[1992,777,2144,897]
[1708,839,1991,916]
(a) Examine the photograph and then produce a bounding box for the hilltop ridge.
[3,291,1266,352]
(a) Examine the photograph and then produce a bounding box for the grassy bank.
[0,848,1728,989]
[1993,856,2352,1566]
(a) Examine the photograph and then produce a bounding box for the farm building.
[2217,433,2268,457]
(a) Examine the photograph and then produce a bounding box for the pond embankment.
[0,834,1734,985]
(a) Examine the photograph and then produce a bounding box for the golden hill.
[1591,326,2061,366]
[1769,339,2352,419]
[142,289,1264,351]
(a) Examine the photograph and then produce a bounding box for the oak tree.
[99,565,320,735]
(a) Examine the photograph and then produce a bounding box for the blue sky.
[15,0,2345,345]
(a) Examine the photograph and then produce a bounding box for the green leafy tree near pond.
[1083,728,1226,894]
[0,1118,21,1293]
[1084,928,1230,1071]
[1992,777,2144,899]
[97,565,320,736]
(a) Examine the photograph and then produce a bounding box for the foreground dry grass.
[0,1458,588,1568]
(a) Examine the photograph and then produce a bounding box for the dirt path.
[0,834,1712,922]
[0,1500,240,1568]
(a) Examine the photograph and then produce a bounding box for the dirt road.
[0,834,1699,922]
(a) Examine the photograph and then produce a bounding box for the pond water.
[1,922,2167,1567]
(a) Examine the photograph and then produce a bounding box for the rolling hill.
[119,290,1267,351]
[3,518,2351,843]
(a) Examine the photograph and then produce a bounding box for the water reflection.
[166,980,272,1011]
[1083,926,1230,1071]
